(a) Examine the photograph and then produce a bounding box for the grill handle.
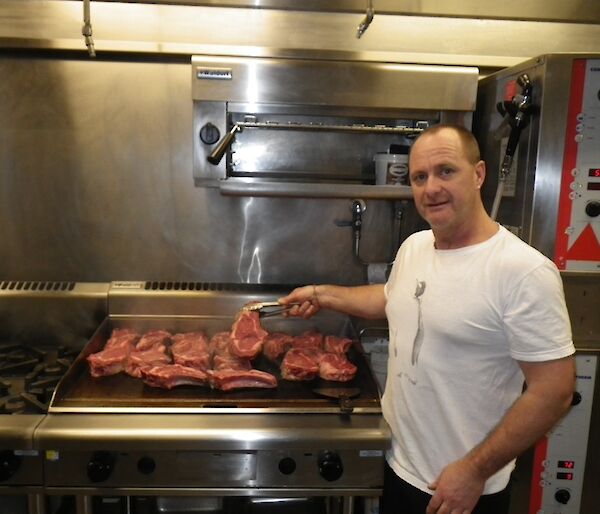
[207,124,241,165]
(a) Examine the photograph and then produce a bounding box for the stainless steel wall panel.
[0,55,400,284]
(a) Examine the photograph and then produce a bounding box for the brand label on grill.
[112,281,145,289]
[14,450,39,457]
[196,67,233,80]
[359,450,384,457]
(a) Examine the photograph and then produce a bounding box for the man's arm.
[426,355,576,514]
[278,284,386,320]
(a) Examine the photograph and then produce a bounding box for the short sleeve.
[503,261,575,361]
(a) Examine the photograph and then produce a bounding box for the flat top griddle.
[50,315,382,414]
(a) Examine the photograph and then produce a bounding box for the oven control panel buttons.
[0,450,22,481]
[318,451,343,481]
[278,457,296,475]
[137,456,156,475]
[87,451,116,483]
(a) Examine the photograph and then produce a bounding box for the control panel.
[528,353,597,513]
[555,58,600,271]
[43,448,384,489]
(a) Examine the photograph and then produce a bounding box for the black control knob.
[555,488,571,504]
[137,456,156,475]
[87,451,116,483]
[199,123,221,145]
[0,450,22,481]
[585,201,600,217]
[278,457,296,475]
[571,391,582,406]
[318,451,343,482]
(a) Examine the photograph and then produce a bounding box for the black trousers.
[381,462,511,514]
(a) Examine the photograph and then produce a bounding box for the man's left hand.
[426,458,485,514]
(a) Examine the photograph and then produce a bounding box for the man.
[278,125,575,514]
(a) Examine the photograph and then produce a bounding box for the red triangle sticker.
[566,224,600,261]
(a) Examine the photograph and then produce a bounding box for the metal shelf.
[219,179,413,199]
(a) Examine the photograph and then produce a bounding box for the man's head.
[408,125,488,239]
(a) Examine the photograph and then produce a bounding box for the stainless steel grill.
[0,282,390,514]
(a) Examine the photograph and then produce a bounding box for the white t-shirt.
[382,226,575,494]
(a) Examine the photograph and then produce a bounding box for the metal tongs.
[242,301,298,318]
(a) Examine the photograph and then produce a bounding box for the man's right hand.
[278,285,322,319]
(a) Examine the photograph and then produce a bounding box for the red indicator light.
[558,460,575,469]
[556,472,574,480]
[589,168,600,177]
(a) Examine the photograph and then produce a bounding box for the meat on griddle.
[87,305,357,389]
[125,330,172,378]
[140,364,208,389]
[171,332,210,370]
[229,310,268,359]
[318,353,357,382]
[87,328,140,378]
[208,369,277,391]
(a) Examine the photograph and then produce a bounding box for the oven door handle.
[207,124,241,165]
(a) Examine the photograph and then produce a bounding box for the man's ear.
[475,160,486,189]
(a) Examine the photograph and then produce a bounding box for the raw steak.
[141,364,208,389]
[263,332,295,361]
[87,329,140,378]
[292,330,324,351]
[171,332,210,370]
[230,311,268,359]
[318,353,357,382]
[323,335,353,354]
[280,348,320,381]
[208,369,277,391]
[208,331,233,356]
[213,352,252,372]
[135,330,171,351]
[126,346,171,378]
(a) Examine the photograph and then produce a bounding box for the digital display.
[557,472,574,480]
[558,460,575,469]
[588,182,600,190]
[589,168,600,177]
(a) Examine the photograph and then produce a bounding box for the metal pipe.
[356,0,374,39]
[82,0,96,57]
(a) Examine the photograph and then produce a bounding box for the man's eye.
[441,168,454,176]
[411,174,426,184]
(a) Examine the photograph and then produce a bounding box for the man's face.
[408,129,484,233]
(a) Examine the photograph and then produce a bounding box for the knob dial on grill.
[0,450,22,481]
[555,489,571,504]
[87,451,116,483]
[278,457,296,475]
[318,451,343,482]
[137,456,156,475]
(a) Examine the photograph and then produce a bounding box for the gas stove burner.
[0,343,76,414]
[0,393,48,414]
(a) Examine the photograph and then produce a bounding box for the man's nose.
[423,175,441,194]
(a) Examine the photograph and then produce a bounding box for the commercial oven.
[474,53,600,514]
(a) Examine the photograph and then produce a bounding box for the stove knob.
[0,450,22,481]
[318,451,343,482]
[555,488,571,504]
[137,456,156,475]
[87,451,116,483]
[585,201,600,217]
[278,457,296,475]
[199,123,220,145]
